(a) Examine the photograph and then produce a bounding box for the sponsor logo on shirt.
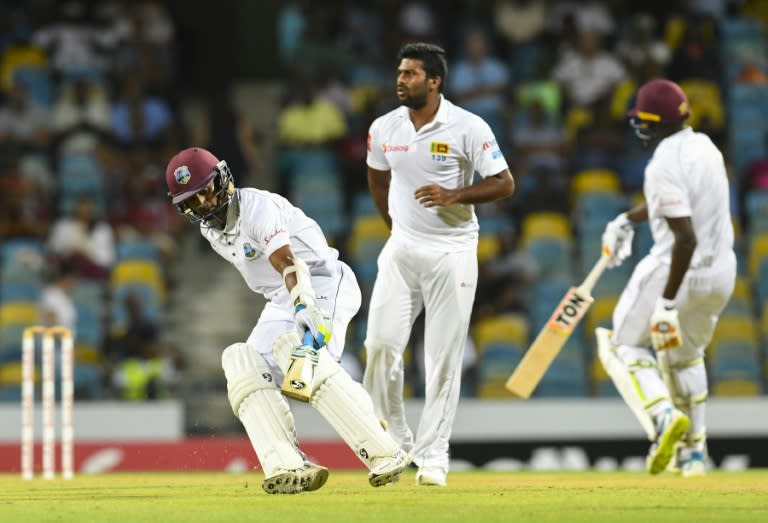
[264,228,287,246]
[660,198,684,207]
[491,149,503,160]
[243,242,256,258]
[482,139,497,150]
[367,133,372,152]
[430,141,450,154]
[382,143,409,153]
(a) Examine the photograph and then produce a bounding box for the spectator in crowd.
[108,291,183,400]
[277,78,348,148]
[449,27,511,143]
[110,74,175,154]
[47,193,116,279]
[668,15,722,85]
[0,76,50,156]
[32,1,121,83]
[50,74,112,156]
[551,28,627,110]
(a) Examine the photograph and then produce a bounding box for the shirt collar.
[399,94,450,128]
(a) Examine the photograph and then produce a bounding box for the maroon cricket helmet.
[165,147,221,204]
[628,79,690,123]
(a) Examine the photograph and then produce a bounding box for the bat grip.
[580,252,611,294]
[303,330,314,347]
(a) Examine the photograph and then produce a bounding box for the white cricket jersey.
[644,126,734,268]
[367,95,509,251]
[200,188,338,300]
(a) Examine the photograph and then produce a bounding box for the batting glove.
[602,213,634,269]
[650,297,682,351]
[294,302,332,348]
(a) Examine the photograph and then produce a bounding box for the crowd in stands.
[1,0,768,402]
[0,1,184,401]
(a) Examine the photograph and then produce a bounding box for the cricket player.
[165,147,409,494]
[598,79,736,476]
[364,43,515,487]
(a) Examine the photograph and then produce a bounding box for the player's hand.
[294,302,331,348]
[414,184,457,207]
[650,297,682,350]
[602,213,634,268]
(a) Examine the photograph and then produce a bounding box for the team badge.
[243,243,256,258]
[174,165,191,185]
[430,141,450,154]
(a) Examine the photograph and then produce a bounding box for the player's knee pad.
[223,342,281,417]
[310,348,399,469]
[596,328,656,440]
[221,342,304,474]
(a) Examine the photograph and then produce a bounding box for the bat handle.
[303,330,314,347]
[580,251,611,294]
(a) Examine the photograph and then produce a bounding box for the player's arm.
[625,202,648,223]
[662,216,697,300]
[414,169,514,208]
[368,166,392,229]
[269,244,302,300]
[270,244,331,346]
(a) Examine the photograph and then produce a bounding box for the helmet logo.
[174,165,191,185]
[243,243,256,258]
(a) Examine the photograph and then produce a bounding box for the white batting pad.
[596,328,656,440]
[222,343,304,476]
[310,349,400,469]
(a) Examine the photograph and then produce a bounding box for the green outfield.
[1,470,767,522]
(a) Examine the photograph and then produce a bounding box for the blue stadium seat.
[524,237,573,279]
[116,240,160,263]
[0,282,42,303]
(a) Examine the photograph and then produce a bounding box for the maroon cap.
[165,147,220,204]
[628,79,690,123]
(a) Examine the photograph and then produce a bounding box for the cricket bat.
[281,331,318,402]
[505,250,611,398]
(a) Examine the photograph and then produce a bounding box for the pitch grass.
[1,470,768,522]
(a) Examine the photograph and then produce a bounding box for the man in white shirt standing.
[598,79,736,477]
[364,42,515,487]
[165,147,409,494]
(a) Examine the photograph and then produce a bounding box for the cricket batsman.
[598,79,736,476]
[165,147,409,494]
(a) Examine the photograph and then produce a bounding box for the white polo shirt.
[200,188,338,301]
[644,127,734,268]
[367,94,509,251]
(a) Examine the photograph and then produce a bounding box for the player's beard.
[398,82,429,110]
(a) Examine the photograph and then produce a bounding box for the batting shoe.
[368,449,411,487]
[416,467,447,487]
[262,463,329,494]
[647,408,691,475]
[680,450,707,478]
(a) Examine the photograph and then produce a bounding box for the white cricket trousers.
[363,237,478,472]
[612,251,737,357]
[246,261,362,382]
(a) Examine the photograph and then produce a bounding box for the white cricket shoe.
[262,462,329,494]
[416,467,447,487]
[368,449,411,487]
[680,451,707,478]
[647,408,690,475]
